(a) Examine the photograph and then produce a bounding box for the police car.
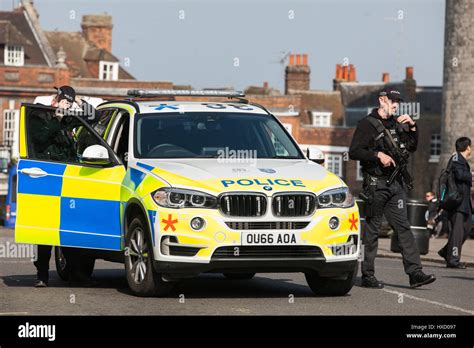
[16,90,360,296]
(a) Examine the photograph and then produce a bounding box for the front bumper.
[154,258,358,278]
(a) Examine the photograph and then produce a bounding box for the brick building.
[0,1,443,199]
[244,55,442,198]
[0,0,173,162]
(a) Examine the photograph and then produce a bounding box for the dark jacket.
[450,152,472,215]
[349,108,418,177]
[30,100,98,162]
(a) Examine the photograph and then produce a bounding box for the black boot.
[409,271,436,288]
[437,248,447,262]
[361,275,384,289]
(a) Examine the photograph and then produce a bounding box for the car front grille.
[225,221,310,230]
[272,193,316,217]
[219,193,267,217]
[211,245,324,260]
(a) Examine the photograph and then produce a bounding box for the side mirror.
[306,147,325,164]
[82,144,110,165]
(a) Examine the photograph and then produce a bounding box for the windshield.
[134,112,304,159]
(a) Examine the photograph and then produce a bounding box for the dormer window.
[99,61,118,80]
[311,111,332,127]
[4,45,24,66]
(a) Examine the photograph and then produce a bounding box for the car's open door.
[15,103,126,251]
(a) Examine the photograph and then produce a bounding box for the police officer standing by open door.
[349,88,436,289]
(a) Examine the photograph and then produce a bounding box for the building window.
[4,45,24,66]
[311,112,331,127]
[429,133,441,162]
[356,161,363,181]
[99,61,119,80]
[325,154,342,177]
[3,109,17,146]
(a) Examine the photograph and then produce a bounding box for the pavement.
[1,227,473,316]
[378,235,474,266]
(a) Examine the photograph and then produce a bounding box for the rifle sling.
[366,116,399,153]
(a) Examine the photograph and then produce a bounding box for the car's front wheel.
[125,217,174,297]
[305,262,358,296]
[54,246,95,281]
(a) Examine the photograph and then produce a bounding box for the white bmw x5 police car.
[16,90,360,297]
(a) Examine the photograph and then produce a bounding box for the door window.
[25,105,115,165]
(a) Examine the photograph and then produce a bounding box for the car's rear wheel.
[54,247,95,281]
[223,273,256,280]
[125,217,174,297]
[305,262,358,296]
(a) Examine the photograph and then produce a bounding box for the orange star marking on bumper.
[349,213,358,231]
[162,214,178,232]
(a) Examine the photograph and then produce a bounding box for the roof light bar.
[127,89,245,98]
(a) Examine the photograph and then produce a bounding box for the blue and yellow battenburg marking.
[15,159,124,250]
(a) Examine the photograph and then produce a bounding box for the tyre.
[305,262,358,296]
[125,217,174,297]
[223,273,256,280]
[55,247,95,281]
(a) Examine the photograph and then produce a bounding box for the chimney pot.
[382,72,390,83]
[302,54,308,65]
[406,66,414,80]
[289,54,295,66]
[263,81,269,89]
[342,65,349,80]
[348,64,356,82]
[296,54,301,65]
[335,64,342,80]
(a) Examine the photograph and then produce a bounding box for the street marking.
[382,288,474,315]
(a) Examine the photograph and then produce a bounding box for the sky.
[1,0,446,92]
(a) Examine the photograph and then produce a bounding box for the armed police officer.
[349,87,436,289]
[32,85,98,287]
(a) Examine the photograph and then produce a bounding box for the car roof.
[135,101,269,115]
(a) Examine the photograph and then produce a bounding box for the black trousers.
[33,246,85,281]
[362,179,422,277]
[33,245,52,281]
[440,211,471,265]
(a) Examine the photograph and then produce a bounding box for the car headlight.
[317,187,354,208]
[151,188,218,209]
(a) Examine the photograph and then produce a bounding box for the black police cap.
[379,87,403,102]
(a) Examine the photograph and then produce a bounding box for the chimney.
[285,52,311,94]
[405,66,414,80]
[404,66,416,101]
[382,72,390,83]
[81,14,113,52]
[263,81,269,89]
